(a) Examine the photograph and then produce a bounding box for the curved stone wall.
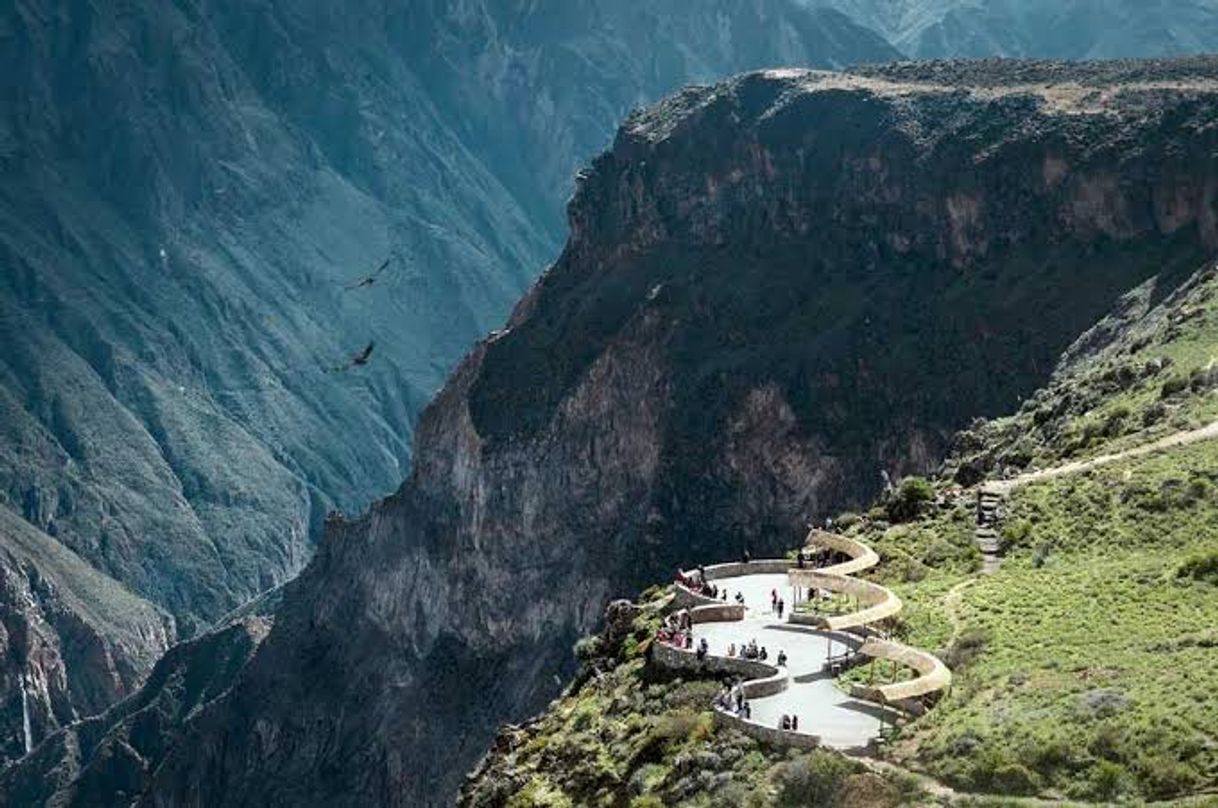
[788,529,950,707]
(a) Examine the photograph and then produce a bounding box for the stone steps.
[974,489,1005,572]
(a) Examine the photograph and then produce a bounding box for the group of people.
[769,588,786,618]
[779,714,800,731]
[727,638,767,661]
[715,682,751,719]
[674,567,723,599]
[656,609,694,650]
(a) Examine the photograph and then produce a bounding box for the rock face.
[0,0,896,639]
[0,616,266,804]
[8,59,1218,806]
[0,0,895,779]
[0,504,172,767]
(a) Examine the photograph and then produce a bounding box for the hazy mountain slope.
[10,59,1210,808]
[809,0,1218,59]
[0,0,895,637]
[0,504,172,765]
[0,0,547,635]
[0,0,897,771]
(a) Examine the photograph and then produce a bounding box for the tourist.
[777,649,787,666]
[792,715,799,731]
[777,598,785,619]
[780,715,791,730]
[697,637,708,660]
[759,646,768,661]
[735,689,744,712]
[684,633,693,650]
[721,589,728,601]
[770,588,778,612]
[735,591,745,605]
[727,642,736,657]
[742,702,751,719]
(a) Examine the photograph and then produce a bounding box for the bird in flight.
[344,257,394,291]
[326,341,376,373]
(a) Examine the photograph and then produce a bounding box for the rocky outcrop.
[9,59,1218,807]
[0,616,266,805]
[0,504,172,768]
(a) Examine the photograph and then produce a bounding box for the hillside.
[456,264,1218,805]
[4,59,1215,807]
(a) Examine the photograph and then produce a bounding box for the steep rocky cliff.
[7,59,1218,806]
[0,504,171,767]
[0,0,895,636]
[0,0,894,751]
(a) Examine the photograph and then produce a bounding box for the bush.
[942,627,989,670]
[1135,754,1201,799]
[1176,551,1218,585]
[1088,760,1134,802]
[989,763,1041,795]
[886,477,935,523]
[773,752,857,808]
[834,511,861,530]
[1002,518,1033,548]
[1160,375,1189,398]
[574,635,603,662]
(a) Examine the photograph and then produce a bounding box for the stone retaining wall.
[689,604,744,624]
[713,708,822,750]
[650,641,787,697]
[702,560,792,580]
[672,584,720,610]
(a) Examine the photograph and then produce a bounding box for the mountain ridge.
[5,57,1215,806]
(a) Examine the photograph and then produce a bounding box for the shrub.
[1088,760,1133,802]
[1160,375,1189,398]
[834,511,861,530]
[507,777,573,808]
[773,752,856,807]
[1176,551,1218,585]
[1002,518,1033,547]
[942,627,989,671]
[1135,754,1201,799]
[989,763,1041,795]
[886,477,935,523]
[921,540,961,568]
[574,635,603,662]
[1142,401,1167,426]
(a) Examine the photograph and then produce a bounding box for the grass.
[877,439,1218,803]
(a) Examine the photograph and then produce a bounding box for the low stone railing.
[786,569,903,631]
[788,528,951,711]
[650,641,821,749]
[712,708,822,749]
[848,637,952,707]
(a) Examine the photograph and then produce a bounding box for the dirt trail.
[987,420,1218,494]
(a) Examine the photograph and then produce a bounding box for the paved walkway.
[690,573,885,749]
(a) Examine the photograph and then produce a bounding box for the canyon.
[5,58,1217,806]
